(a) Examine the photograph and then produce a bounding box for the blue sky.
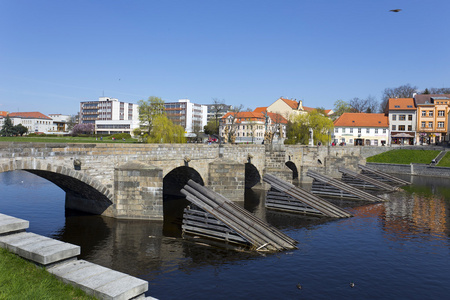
[1,0,448,115]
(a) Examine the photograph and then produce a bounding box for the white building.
[333,113,389,146]
[164,99,208,136]
[385,98,417,145]
[48,114,72,134]
[1,112,56,134]
[219,110,287,144]
[79,97,140,135]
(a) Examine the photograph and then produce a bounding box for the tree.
[14,124,28,136]
[71,123,94,136]
[138,96,165,135]
[66,115,78,132]
[146,115,186,143]
[380,84,418,112]
[349,95,379,113]
[224,104,243,143]
[204,119,219,135]
[0,115,16,136]
[332,100,353,118]
[285,109,334,145]
[424,87,450,94]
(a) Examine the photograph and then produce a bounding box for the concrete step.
[48,260,148,300]
[0,213,29,235]
[0,232,80,266]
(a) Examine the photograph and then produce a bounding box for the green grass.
[437,152,450,167]
[0,136,137,144]
[0,248,97,299]
[366,149,440,165]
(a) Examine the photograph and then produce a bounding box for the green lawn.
[366,149,440,165]
[437,152,450,167]
[0,248,97,299]
[0,136,137,144]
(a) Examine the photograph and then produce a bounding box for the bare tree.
[225,104,244,143]
[349,96,378,113]
[426,87,450,94]
[380,84,418,112]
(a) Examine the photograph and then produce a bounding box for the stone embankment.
[0,213,156,300]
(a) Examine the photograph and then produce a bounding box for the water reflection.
[2,170,450,299]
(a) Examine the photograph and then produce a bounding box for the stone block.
[0,213,29,235]
[0,232,80,266]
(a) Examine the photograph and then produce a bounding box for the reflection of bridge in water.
[0,142,390,220]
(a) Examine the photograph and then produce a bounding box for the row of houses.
[333,94,450,146]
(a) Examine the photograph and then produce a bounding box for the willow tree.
[146,115,186,143]
[285,110,334,145]
[138,96,165,135]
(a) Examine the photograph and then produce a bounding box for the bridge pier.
[113,161,163,220]
[208,159,245,201]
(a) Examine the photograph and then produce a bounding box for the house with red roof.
[333,113,389,146]
[0,112,56,134]
[266,97,333,120]
[385,98,417,145]
[219,110,288,144]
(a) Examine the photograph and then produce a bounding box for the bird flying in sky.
[389,9,402,12]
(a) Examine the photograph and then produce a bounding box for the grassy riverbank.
[366,149,441,165]
[0,248,97,299]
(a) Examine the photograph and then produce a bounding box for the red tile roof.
[0,111,8,117]
[222,111,288,124]
[387,98,416,110]
[9,112,52,120]
[280,98,299,109]
[253,107,267,113]
[334,113,388,127]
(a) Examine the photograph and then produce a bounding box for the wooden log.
[338,167,398,191]
[263,174,352,218]
[358,164,411,186]
[185,180,298,247]
[183,181,297,250]
[181,181,298,252]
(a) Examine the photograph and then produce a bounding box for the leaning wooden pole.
[180,180,298,252]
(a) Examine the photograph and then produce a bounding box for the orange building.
[414,94,450,144]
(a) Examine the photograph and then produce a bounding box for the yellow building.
[415,95,450,144]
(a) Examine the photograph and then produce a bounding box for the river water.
[2,170,450,299]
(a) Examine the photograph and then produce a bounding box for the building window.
[438,110,445,117]
[398,125,405,131]
[392,125,396,130]
[428,122,433,128]
[375,129,378,134]
[366,128,369,133]
[342,128,346,133]
[429,111,433,117]
[408,125,412,131]
[350,128,353,133]
[392,115,396,120]
[422,111,426,117]
[335,128,338,133]
[383,129,386,134]
[421,121,426,128]
[438,122,445,128]
[408,115,413,121]
[358,128,361,134]
[399,115,406,121]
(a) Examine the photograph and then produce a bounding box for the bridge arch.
[163,166,204,198]
[285,161,298,180]
[0,158,113,215]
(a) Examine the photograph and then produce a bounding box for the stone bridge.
[0,142,390,220]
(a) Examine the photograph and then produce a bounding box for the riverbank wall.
[366,162,450,178]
